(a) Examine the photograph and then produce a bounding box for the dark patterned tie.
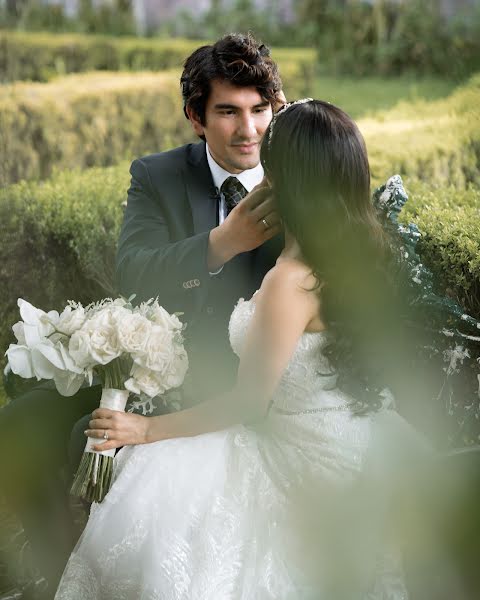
[221,176,248,216]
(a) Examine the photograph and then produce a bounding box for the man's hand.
[207,179,282,271]
[86,408,152,451]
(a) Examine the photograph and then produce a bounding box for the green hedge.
[1,162,478,363]
[400,181,480,319]
[359,74,480,189]
[0,70,192,186]
[0,162,129,362]
[0,30,317,85]
[1,69,477,189]
[0,58,316,186]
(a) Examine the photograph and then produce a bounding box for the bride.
[56,100,426,599]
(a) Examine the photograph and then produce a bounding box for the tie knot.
[221,177,247,214]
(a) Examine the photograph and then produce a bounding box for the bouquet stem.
[70,388,129,503]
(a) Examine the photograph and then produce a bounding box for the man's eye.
[220,110,235,115]
[254,107,268,113]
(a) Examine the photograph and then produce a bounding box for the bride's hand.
[86,408,152,451]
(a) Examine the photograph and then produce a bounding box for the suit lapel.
[184,142,218,234]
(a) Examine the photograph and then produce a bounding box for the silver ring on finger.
[103,430,109,441]
[261,218,270,230]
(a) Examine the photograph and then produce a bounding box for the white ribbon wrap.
[84,388,129,459]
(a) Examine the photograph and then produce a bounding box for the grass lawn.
[312,74,457,119]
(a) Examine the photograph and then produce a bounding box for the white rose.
[150,302,183,331]
[57,305,86,335]
[85,309,122,365]
[125,364,164,398]
[69,329,95,369]
[117,313,152,355]
[133,325,173,371]
[164,348,189,389]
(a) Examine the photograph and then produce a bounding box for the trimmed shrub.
[400,181,480,320]
[359,74,480,189]
[0,70,192,186]
[0,162,129,362]
[1,162,478,361]
[0,31,317,85]
[0,55,316,186]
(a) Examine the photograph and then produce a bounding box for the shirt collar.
[206,144,264,193]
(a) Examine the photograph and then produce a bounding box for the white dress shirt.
[206,144,264,275]
[206,144,264,224]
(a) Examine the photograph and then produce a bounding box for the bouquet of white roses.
[6,296,188,502]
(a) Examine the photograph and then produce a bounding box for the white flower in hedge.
[117,312,152,355]
[57,304,86,335]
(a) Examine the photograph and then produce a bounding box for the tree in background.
[0,0,136,35]
[300,0,480,79]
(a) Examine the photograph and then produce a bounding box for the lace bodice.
[229,296,354,413]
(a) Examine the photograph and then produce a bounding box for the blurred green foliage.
[0,30,317,87]
[302,0,480,80]
[1,0,136,36]
[401,182,480,319]
[0,52,315,186]
[359,74,480,189]
[0,162,130,375]
[313,75,456,119]
[0,70,192,186]
[3,0,479,79]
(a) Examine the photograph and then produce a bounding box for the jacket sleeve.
[115,158,211,318]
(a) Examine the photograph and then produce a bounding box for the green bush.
[1,162,478,364]
[400,181,480,320]
[302,0,480,79]
[0,70,193,186]
[359,74,480,189]
[0,162,129,364]
[0,30,317,85]
[0,54,316,186]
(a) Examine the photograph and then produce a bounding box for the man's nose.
[237,113,257,138]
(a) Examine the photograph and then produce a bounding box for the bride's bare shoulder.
[260,258,319,298]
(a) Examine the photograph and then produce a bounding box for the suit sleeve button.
[206,306,214,315]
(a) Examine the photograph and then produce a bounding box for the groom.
[0,32,285,594]
[116,33,285,404]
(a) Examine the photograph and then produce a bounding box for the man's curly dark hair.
[181,33,283,125]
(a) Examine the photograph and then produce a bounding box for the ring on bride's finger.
[103,430,109,441]
[262,218,270,230]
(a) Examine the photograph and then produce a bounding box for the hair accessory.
[267,97,313,146]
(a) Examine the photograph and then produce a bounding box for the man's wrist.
[207,225,236,271]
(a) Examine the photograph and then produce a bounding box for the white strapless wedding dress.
[56,295,423,599]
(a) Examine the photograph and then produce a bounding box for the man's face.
[188,79,273,174]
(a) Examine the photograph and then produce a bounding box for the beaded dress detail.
[56,295,414,600]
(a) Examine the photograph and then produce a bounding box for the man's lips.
[233,142,258,153]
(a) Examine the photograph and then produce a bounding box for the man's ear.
[185,106,205,137]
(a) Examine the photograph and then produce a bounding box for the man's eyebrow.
[213,100,270,110]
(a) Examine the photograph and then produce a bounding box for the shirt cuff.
[209,265,224,276]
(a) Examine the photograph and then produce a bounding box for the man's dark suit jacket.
[117,141,282,402]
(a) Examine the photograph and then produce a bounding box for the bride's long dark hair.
[261,100,411,412]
